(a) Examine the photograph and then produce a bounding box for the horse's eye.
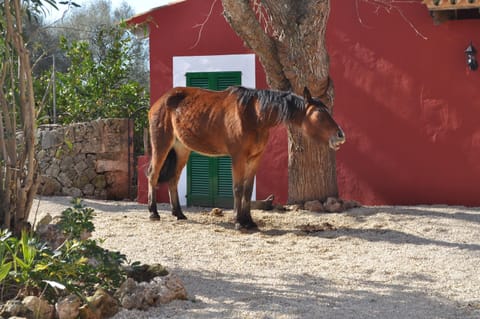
[320,106,332,115]
[316,107,328,114]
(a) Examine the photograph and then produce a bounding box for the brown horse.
[147,86,345,229]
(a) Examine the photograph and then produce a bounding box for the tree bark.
[222,0,290,91]
[222,0,338,203]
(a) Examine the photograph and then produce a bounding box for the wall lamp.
[465,42,478,71]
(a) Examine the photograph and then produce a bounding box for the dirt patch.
[32,197,480,319]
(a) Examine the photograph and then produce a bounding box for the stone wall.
[37,119,133,200]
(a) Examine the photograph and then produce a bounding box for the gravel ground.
[32,196,480,319]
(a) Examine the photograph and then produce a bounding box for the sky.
[46,0,173,21]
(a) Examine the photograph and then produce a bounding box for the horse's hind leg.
[167,145,190,220]
[148,152,168,220]
[148,130,174,220]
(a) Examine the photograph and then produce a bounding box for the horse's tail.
[148,148,177,183]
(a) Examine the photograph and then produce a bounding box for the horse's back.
[150,87,242,156]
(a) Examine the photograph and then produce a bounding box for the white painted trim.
[172,54,256,206]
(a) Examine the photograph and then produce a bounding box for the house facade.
[131,0,480,207]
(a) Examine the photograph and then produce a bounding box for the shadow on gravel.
[164,268,477,319]
[314,227,480,251]
[347,206,480,224]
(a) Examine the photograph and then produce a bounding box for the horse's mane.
[228,86,305,123]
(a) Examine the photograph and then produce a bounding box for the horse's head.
[300,87,345,151]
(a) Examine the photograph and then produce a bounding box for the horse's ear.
[166,90,186,108]
[303,87,312,103]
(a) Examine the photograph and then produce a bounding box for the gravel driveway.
[32,196,480,319]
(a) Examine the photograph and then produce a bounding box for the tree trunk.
[0,0,39,233]
[222,0,338,204]
[288,125,337,203]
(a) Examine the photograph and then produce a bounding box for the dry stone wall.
[36,119,133,200]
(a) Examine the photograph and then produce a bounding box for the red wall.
[132,0,480,206]
[328,0,480,205]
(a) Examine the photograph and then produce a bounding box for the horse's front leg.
[232,159,257,229]
[239,154,264,229]
[240,174,256,228]
[167,181,186,219]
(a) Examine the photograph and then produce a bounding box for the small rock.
[0,300,31,318]
[116,278,143,310]
[210,208,224,217]
[84,288,119,318]
[157,274,188,304]
[324,197,343,213]
[78,304,99,319]
[304,200,324,212]
[116,274,187,310]
[22,296,54,319]
[56,294,82,319]
[343,199,361,210]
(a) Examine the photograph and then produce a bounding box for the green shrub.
[0,199,127,302]
[57,198,95,239]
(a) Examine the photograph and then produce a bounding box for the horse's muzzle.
[329,129,346,151]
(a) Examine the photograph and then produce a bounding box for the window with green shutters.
[186,72,241,91]
[185,71,241,207]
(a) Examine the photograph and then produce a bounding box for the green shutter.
[187,153,213,206]
[216,73,241,90]
[185,71,241,207]
[216,157,234,207]
[187,76,209,88]
[186,72,241,90]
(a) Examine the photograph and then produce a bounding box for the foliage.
[57,198,95,239]
[29,0,150,154]
[0,200,127,303]
[35,24,149,154]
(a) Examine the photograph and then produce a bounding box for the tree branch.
[191,0,219,48]
[261,0,331,97]
[221,0,290,90]
[358,0,427,39]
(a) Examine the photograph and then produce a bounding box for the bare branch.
[358,0,428,39]
[191,0,219,49]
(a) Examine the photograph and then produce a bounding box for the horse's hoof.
[235,221,258,231]
[149,213,160,221]
[172,211,187,220]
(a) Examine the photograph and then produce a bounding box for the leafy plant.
[0,230,13,282]
[0,200,127,302]
[57,198,95,239]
